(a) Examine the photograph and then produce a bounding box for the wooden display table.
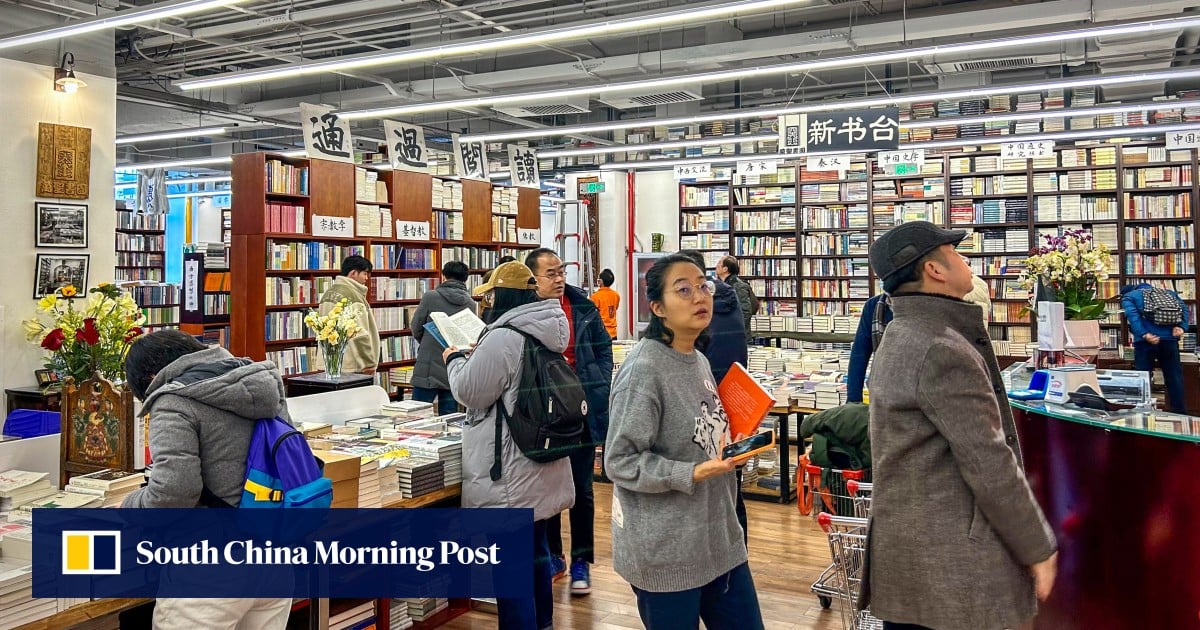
[284,372,374,398]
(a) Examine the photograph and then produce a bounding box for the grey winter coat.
[122,347,290,508]
[862,294,1056,629]
[410,280,474,390]
[445,299,575,521]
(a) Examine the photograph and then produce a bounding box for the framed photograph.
[35,202,88,248]
[34,253,89,299]
[34,369,59,387]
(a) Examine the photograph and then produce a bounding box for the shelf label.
[518,228,541,245]
[1166,128,1200,149]
[300,103,354,164]
[878,149,925,167]
[183,259,200,313]
[737,159,780,176]
[383,120,429,173]
[806,154,850,173]
[674,163,713,180]
[1001,140,1054,160]
[396,220,431,241]
[778,113,807,155]
[507,145,540,189]
[312,214,353,238]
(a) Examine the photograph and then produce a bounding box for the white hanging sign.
[877,149,926,167]
[183,259,200,312]
[383,121,429,173]
[673,163,712,180]
[312,214,354,238]
[507,145,540,189]
[452,134,489,181]
[806,154,851,173]
[736,159,780,176]
[518,228,541,245]
[1001,140,1055,160]
[778,113,807,155]
[1166,128,1200,150]
[301,103,354,164]
[396,220,431,241]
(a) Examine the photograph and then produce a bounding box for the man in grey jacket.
[717,255,757,342]
[121,330,292,630]
[410,260,474,414]
[864,222,1058,630]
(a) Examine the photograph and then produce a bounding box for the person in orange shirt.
[590,269,620,339]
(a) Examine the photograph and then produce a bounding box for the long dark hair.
[488,287,539,323]
[125,330,207,400]
[641,253,709,347]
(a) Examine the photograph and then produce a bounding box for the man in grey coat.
[717,255,757,342]
[864,222,1058,630]
[410,260,474,414]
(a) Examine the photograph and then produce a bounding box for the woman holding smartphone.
[605,253,765,629]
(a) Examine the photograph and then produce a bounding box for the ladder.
[551,198,595,291]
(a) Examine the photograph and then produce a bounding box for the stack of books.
[329,600,376,630]
[64,469,145,507]
[0,471,54,519]
[390,599,414,630]
[0,562,54,628]
[400,437,463,487]
[358,460,382,508]
[395,459,446,499]
[381,400,435,422]
[402,598,449,622]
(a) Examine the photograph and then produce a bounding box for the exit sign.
[579,182,606,194]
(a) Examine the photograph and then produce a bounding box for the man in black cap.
[860,221,1057,630]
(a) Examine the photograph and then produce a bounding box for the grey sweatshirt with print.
[604,338,748,592]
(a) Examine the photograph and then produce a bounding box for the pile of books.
[64,469,145,507]
[399,437,463,488]
[330,600,376,630]
[390,599,414,630]
[0,471,54,519]
[0,561,54,628]
[395,459,446,499]
[381,400,436,422]
[402,598,449,622]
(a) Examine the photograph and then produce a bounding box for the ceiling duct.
[491,96,591,117]
[1096,30,1183,100]
[597,84,705,110]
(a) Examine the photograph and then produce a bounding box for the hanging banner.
[301,103,354,163]
[1001,140,1054,160]
[778,114,807,155]
[736,159,780,176]
[452,134,488,181]
[1166,128,1200,150]
[804,107,900,153]
[507,145,540,189]
[137,168,168,215]
[383,121,430,173]
[673,163,712,180]
[806,154,851,173]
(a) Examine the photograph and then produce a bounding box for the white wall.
[563,172,632,338]
[0,57,116,392]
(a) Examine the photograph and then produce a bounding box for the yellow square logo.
[61,531,121,575]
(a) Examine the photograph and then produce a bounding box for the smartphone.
[721,431,774,460]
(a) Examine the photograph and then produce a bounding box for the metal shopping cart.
[846,480,873,519]
[816,513,883,630]
[799,454,872,521]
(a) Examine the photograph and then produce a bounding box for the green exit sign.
[579,182,606,194]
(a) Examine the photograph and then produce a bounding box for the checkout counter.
[1004,363,1200,629]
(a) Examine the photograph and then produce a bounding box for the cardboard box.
[314,450,360,508]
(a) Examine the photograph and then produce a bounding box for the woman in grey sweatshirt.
[605,253,765,629]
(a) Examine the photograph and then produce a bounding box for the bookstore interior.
[3,0,1200,629]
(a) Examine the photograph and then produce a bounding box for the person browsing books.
[410,260,474,414]
[605,253,765,630]
[442,261,574,630]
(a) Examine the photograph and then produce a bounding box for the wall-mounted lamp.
[54,53,87,93]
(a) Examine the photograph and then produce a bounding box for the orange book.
[718,362,775,439]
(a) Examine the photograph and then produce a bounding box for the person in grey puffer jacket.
[444,261,574,630]
[410,260,474,414]
[121,330,292,630]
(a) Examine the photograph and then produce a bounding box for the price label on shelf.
[396,220,430,241]
[312,214,354,238]
[877,149,925,167]
[1166,129,1200,149]
[518,228,541,245]
[806,154,850,173]
[673,163,713,180]
[1001,140,1054,160]
[736,159,780,176]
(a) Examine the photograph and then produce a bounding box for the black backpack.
[1141,287,1183,326]
[490,326,588,481]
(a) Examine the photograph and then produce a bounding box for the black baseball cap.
[869,221,967,292]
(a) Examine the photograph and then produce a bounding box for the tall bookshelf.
[115,207,179,331]
[231,153,540,397]
[180,251,231,347]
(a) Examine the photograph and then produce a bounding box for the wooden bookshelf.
[180,251,231,348]
[115,205,179,329]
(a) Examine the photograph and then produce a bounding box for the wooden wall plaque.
[36,122,92,200]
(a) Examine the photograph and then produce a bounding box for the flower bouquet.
[23,283,146,384]
[1019,229,1114,321]
[304,298,363,379]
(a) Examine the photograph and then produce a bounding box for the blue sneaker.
[550,555,567,581]
[569,560,590,595]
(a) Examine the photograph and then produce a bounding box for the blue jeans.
[496,519,553,630]
[632,562,763,630]
[1134,340,1186,413]
[410,387,459,415]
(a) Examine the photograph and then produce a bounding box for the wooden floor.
[444,483,843,630]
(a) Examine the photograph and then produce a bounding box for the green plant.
[23,283,145,383]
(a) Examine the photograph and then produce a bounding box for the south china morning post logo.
[61,530,121,575]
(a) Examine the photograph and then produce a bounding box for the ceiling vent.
[492,96,590,118]
[597,84,704,110]
[923,53,1082,75]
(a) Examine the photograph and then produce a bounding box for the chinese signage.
[301,103,354,164]
[383,121,429,173]
[673,163,712,180]
[1166,129,1200,150]
[877,149,926,168]
[396,220,431,241]
[138,168,168,215]
[778,114,806,155]
[518,228,540,245]
[579,182,606,194]
[737,159,780,176]
[183,259,200,312]
[312,214,354,238]
[806,154,851,173]
[1001,140,1054,160]
[805,107,900,152]
[36,123,92,200]
[507,145,540,189]
[452,134,488,181]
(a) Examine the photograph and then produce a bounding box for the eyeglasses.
[537,269,566,280]
[674,281,715,301]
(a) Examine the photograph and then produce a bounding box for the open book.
[718,362,776,439]
[426,310,487,349]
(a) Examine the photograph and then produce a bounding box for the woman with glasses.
[605,253,765,629]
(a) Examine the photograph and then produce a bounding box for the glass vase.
[320,341,346,380]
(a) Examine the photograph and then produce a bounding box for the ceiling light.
[114,176,233,188]
[116,127,228,145]
[178,0,816,90]
[118,157,234,171]
[168,189,232,199]
[463,67,1200,142]
[0,0,250,52]
[53,53,86,93]
[541,135,773,158]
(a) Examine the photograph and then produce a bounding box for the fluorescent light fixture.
[542,181,567,189]
[114,176,232,187]
[343,15,1200,121]
[489,171,512,180]
[279,150,307,158]
[463,68,1200,142]
[168,189,232,199]
[116,127,228,145]
[179,0,815,90]
[118,157,234,171]
[0,0,250,52]
[542,135,772,158]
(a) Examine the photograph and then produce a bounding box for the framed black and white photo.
[34,253,89,299]
[35,202,88,248]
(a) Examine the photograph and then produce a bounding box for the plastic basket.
[3,410,61,438]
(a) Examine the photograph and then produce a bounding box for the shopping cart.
[799,454,871,521]
[815,513,883,630]
[846,480,873,519]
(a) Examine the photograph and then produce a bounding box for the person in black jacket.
[718,255,758,342]
[409,261,474,414]
[526,248,613,596]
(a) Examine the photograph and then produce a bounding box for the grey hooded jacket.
[445,299,575,521]
[122,347,290,508]
[410,279,475,390]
